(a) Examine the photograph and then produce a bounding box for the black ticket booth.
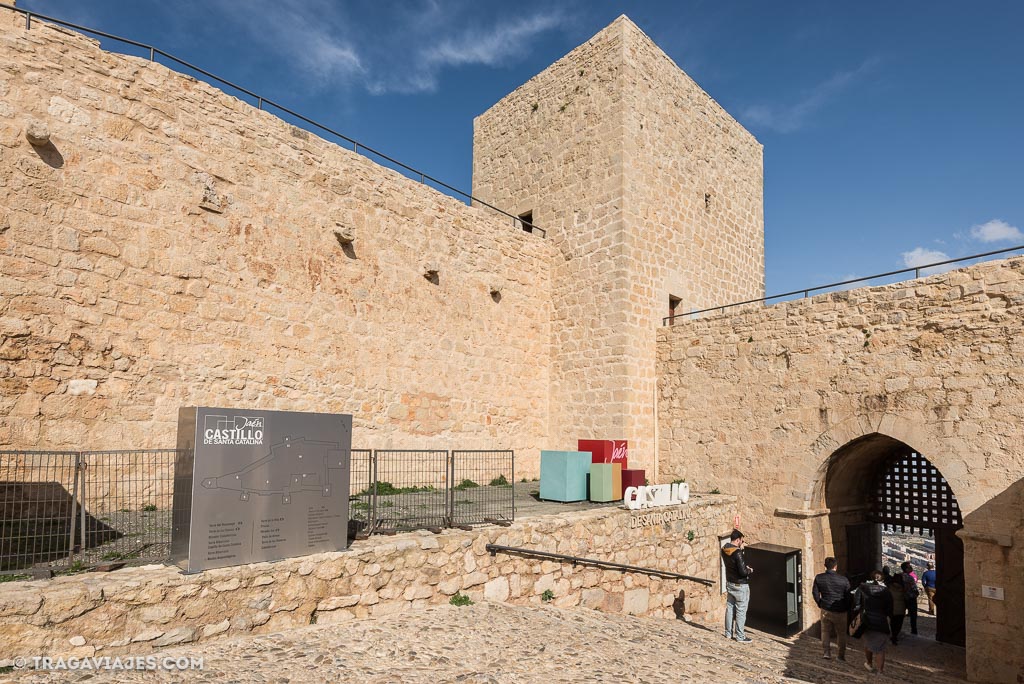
[744,543,803,637]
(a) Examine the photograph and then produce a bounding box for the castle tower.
[472,16,764,474]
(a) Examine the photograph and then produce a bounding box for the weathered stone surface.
[25,119,50,146]
[0,7,551,479]
[201,619,230,638]
[658,255,1024,684]
[473,16,763,472]
[0,502,727,660]
[151,627,195,648]
[316,595,360,611]
[483,576,510,603]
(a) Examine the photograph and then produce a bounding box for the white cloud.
[371,12,564,94]
[207,0,364,86]
[969,219,1023,244]
[741,58,879,133]
[426,14,562,67]
[902,247,955,276]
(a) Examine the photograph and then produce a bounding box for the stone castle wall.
[657,256,1024,683]
[472,17,763,475]
[0,498,732,659]
[472,20,631,464]
[0,15,553,473]
[619,23,764,476]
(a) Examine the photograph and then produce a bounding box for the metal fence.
[451,450,515,527]
[2,448,514,576]
[0,449,178,576]
[358,450,515,534]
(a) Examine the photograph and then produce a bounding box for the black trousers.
[890,611,906,642]
[906,600,918,633]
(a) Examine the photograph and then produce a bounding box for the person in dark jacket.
[887,570,907,644]
[901,561,920,635]
[812,557,851,660]
[855,570,894,673]
[721,529,754,643]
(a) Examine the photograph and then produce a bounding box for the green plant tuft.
[356,481,436,496]
[710,488,721,494]
[450,592,473,606]
[687,530,695,542]
[141,503,157,512]
[0,574,30,583]
[489,474,509,487]
[59,560,88,575]
[531,102,538,112]
[541,589,554,602]
[671,478,686,484]
[454,478,480,491]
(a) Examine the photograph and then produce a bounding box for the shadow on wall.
[960,476,1024,684]
[0,482,121,571]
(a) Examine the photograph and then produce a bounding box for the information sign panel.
[171,407,351,573]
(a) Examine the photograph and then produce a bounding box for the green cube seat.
[589,462,615,502]
[539,451,591,502]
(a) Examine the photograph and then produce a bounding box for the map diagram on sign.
[200,435,348,504]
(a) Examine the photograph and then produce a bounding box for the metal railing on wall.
[0,2,546,239]
[663,244,1024,325]
[2,448,514,578]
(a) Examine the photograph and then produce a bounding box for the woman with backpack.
[854,570,894,673]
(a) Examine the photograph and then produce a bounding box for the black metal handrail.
[664,243,1024,324]
[485,543,715,586]
[0,2,546,238]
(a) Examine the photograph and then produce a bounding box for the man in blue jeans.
[722,529,754,642]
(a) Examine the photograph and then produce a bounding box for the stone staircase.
[4,602,967,683]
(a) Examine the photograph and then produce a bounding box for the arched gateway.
[822,433,965,646]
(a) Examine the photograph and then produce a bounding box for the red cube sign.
[578,439,628,470]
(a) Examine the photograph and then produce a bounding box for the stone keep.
[473,16,764,474]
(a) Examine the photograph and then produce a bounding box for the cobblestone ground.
[5,602,966,684]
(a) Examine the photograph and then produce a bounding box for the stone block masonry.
[657,255,1024,683]
[0,13,552,474]
[473,16,763,476]
[0,496,733,659]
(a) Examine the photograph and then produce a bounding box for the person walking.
[922,561,937,615]
[812,557,851,661]
[901,561,920,634]
[722,529,754,643]
[887,568,907,644]
[855,570,894,674]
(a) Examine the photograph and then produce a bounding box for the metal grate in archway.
[870,451,962,535]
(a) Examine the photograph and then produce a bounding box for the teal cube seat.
[589,463,614,502]
[539,451,591,502]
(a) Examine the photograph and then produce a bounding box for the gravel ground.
[4,601,966,684]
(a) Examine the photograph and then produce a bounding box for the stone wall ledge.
[0,497,733,660]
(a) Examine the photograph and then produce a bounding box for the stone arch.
[807,417,967,647]
[805,412,979,515]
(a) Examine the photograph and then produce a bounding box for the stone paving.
[4,601,966,684]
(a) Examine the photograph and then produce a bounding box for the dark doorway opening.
[668,295,682,321]
[518,211,534,233]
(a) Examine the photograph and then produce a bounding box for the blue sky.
[17,0,1024,298]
